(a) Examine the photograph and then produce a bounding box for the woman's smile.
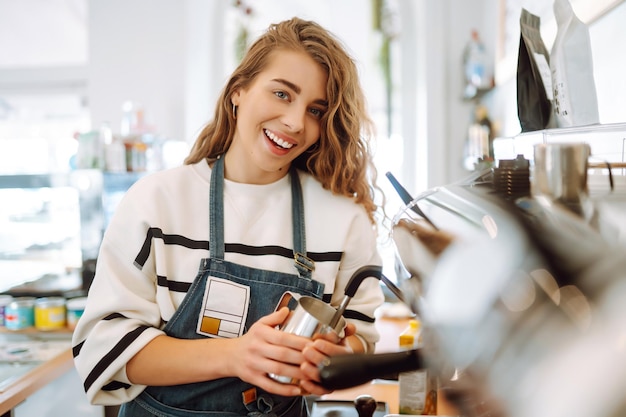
[264,128,295,150]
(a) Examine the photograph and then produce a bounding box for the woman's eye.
[274,91,289,100]
[309,108,324,118]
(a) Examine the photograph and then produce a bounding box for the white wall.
[591,1,626,124]
[402,0,496,190]
[4,0,626,188]
[442,0,494,186]
[87,0,382,140]
[183,0,228,144]
[88,0,187,141]
[85,0,626,191]
[0,0,87,68]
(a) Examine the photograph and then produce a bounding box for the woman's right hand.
[228,307,309,396]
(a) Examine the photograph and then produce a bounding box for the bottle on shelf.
[76,129,105,170]
[462,29,493,100]
[119,101,161,172]
[464,104,495,171]
[101,122,126,173]
[398,318,437,415]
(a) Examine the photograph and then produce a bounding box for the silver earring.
[232,104,238,119]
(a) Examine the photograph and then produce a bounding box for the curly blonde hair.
[185,17,381,224]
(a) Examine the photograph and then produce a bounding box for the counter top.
[322,379,401,414]
[0,310,457,416]
[0,343,73,415]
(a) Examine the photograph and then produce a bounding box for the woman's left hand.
[298,323,357,395]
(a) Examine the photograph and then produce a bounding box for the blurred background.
[2,2,626,416]
[2,0,625,293]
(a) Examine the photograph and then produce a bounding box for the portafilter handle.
[318,349,424,390]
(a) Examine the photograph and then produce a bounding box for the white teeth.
[264,129,293,149]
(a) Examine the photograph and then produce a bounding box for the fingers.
[299,338,353,388]
[232,308,318,396]
[259,306,291,327]
[302,338,352,366]
[236,309,359,397]
[312,328,340,344]
[343,323,357,338]
[298,347,338,396]
[243,322,310,370]
[299,374,332,396]
[247,371,303,397]
[241,345,303,378]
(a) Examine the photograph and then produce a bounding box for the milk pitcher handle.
[274,291,300,312]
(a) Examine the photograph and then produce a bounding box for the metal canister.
[0,294,13,327]
[34,297,67,331]
[5,297,36,330]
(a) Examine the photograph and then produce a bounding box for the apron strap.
[289,167,314,278]
[209,156,314,278]
[209,155,226,260]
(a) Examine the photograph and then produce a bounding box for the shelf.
[0,173,75,189]
[515,121,626,137]
[493,122,626,163]
[0,327,74,335]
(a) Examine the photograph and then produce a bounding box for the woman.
[72,17,385,416]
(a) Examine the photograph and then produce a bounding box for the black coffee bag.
[517,8,553,132]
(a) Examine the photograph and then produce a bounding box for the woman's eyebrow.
[273,78,300,94]
[272,78,328,107]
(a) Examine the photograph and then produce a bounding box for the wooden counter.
[0,312,458,416]
[0,328,105,417]
[0,349,73,416]
[322,379,401,414]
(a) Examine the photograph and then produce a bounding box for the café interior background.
[1,0,625,265]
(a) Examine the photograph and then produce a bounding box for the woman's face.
[227,49,328,184]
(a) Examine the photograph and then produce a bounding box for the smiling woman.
[71,17,385,417]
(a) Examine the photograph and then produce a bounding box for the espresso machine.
[320,164,626,417]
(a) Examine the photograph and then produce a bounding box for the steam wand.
[386,171,438,230]
[328,265,408,331]
[328,265,383,329]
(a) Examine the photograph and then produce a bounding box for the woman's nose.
[281,105,305,133]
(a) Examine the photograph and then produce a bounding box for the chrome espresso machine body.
[397,171,626,417]
[321,168,626,417]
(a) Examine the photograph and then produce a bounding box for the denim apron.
[118,156,323,417]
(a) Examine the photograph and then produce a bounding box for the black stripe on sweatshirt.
[72,340,84,358]
[102,380,131,391]
[344,309,376,323]
[157,275,191,293]
[83,325,151,393]
[135,228,208,267]
[73,313,127,358]
[226,243,342,263]
[135,227,342,268]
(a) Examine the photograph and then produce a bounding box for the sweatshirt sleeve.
[71,185,166,405]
